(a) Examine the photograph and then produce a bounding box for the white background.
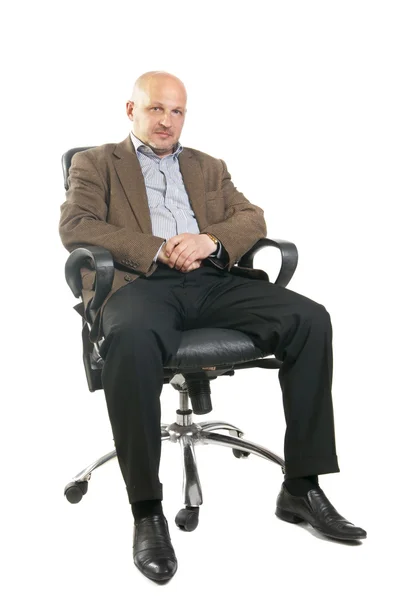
[2,1,397,598]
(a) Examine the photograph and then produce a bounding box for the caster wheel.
[175,506,199,532]
[233,448,250,458]
[230,431,250,458]
[64,480,88,504]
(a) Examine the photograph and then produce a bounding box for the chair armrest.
[65,245,114,310]
[237,238,298,287]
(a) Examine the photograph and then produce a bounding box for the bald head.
[126,71,187,157]
[130,71,187,105]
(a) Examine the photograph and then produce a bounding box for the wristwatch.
[205,232,220,257]
[205,232,219,247]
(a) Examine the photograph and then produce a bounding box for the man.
[59,71,366,583]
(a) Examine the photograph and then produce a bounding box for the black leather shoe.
[133,515,178,583]
[276,484,367,541]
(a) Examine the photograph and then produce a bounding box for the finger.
[164,237,181,258]
[168,243,187,269]
[182,259,202,273]
[190,260,202,271]
[177,248,197,271]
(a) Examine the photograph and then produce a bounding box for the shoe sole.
[275,507,367,541]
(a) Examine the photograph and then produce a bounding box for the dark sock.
[131,499,163,522]
[284,475,319,496]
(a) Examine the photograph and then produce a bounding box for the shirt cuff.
[154,240,166,263]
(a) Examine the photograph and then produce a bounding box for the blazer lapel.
[112,136,153,233]
[178,149,207,229]
[112,137,207,233]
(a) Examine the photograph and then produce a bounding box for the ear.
[126,100,134,121]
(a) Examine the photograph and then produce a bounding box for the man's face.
[126,77,187,156]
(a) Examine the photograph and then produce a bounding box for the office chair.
[62,147,299,532]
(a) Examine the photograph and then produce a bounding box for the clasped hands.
[157,233,217,272]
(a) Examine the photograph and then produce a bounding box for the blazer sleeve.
[59,151,165,274]
[201,159,267,269]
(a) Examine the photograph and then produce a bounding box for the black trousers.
[99,263,339,504]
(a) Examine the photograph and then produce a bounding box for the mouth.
[155,132,171,138]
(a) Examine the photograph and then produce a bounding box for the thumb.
[165,237,181,257]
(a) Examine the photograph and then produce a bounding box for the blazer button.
[124,275,133,282]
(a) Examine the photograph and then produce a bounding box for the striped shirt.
[130,132,200,240]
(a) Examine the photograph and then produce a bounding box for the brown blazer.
[59,136,267,341]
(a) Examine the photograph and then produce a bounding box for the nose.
[159,111,172,127]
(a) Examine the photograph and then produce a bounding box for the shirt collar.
[130,131,183,158]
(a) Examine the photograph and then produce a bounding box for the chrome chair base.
[163,416,285,509]
[64,376,285,525]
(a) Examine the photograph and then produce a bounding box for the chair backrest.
[62,147,95,190]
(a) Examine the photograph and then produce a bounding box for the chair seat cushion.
[165,328,263,369]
